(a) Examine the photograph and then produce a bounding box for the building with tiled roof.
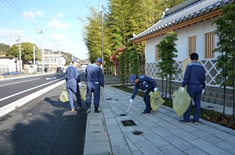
[131,0,235,106]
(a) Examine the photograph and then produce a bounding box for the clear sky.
[0,0,107,60]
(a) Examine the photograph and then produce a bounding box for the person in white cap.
[65,59,82,111]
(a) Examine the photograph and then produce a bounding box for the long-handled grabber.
[126,101,133,114]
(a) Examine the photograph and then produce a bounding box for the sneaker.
[179,120,190,123]
[142,111,150,114]
[191,119,199,124]
[71,109,76,112]
[86,108,91,114]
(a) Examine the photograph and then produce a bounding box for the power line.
[8,0,23,16]
[1,0,23,17]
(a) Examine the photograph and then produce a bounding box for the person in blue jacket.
[65,59,82,111]
[85,57,104,113]
[181,53,206,123]
[129,74,158,114]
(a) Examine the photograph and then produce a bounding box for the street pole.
[38,27,44,72]
[33,45,36,65]
[16,36,22,72]
[101,5,104,62]
[100,2,104,71]
[19,41,21,72]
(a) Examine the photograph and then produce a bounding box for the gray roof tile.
[132,0,235,41]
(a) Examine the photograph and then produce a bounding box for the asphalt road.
[0,73,65,107]
[0,73,87,155]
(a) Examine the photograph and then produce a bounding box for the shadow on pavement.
[0,94,87,155]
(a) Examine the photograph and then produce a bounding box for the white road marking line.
[0,78,63,102]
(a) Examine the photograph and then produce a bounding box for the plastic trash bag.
[79,82,87,101]
[150,91,165,111]
[60,88,69,102]
[172,87,192,116]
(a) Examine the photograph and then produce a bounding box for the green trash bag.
[172,87,192,116]
[150,91,165,111]
[79,82,87,101]
[60,88,69,103]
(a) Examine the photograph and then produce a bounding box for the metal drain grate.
[120,114,127,116]
[106,98,112,100]
[133,130,143,135]
[121,120,136,126]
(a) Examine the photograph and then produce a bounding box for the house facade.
[39,49,66,72]
[0,57,18,74]
[131,0,235,106]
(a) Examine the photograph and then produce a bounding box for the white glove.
[78,82,82,88]
[154,87,158,92]
[202,89,205,94]
[181,87,184,92]
[129,99,133,104]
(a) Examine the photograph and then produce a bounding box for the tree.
[157,31,178,98]
[6,42,41,65]
[107,0,148,78]
[0,43,10,55]
[83,7,102,62]
[106,0,185,78]
[84,0,185,78]
[213,4,235,117]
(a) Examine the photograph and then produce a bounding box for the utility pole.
[59,52,61,67]
[33,45,36,73]
[16,36,22,72]
[100,2,104,71]
[100,3,104,61]
[38,27,44,72]
[33,45,36,65]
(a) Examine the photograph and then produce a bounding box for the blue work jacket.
[85,63,104,87]
[65,65,80,92]
[182,62,206,89]
[131,75,157,99]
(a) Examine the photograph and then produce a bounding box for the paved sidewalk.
[84,85,235,155]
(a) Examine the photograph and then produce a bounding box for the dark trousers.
[183,85,202,121]
[86,82,101,107]
[143,89,151,112]
[67,87,82,110]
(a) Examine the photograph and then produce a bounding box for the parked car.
[56,67,63,73]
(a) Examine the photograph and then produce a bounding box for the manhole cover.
[207,106,214,108]
[121,120,136,126]
[120,114,127,116]
[106,98,112,100]
[133,130,143,135]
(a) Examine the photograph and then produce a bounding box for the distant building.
[0,57,18,74]
[41,49,66,72]
[79,59,90,71]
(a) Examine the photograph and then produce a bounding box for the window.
[189,36,196,55]
[205,32,215,58]
[155,44,159,61]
